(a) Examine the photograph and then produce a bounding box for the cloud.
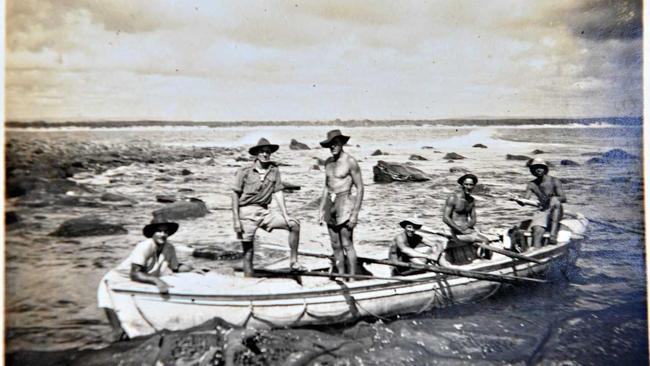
[565,0,642,41]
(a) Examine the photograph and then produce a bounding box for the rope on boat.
[416,274,454,314]
[350,295,391,321]
[131,294,160,333]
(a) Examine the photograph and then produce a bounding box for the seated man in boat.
[442,173,491,265]
[509,158,566,247]
[97,216,192,340]
[231,138,303,277]
[318,130,364,277]
[389,218,445,275]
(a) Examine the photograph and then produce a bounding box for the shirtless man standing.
[318,130,364,276]
[442,174,490,264]
[511,158,566,246]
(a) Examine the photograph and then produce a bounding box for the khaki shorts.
[239,204,298,242]
[531,210,551,229]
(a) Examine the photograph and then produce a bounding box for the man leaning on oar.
[508,158,566,247]
[388,218,447,275]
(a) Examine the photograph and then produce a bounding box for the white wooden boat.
[99,217,588,338]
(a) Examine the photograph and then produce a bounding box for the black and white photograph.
[4,1,646,365]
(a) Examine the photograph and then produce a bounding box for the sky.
[5,0,643,121]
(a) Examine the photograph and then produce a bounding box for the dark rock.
[532,149,545,154]
[311,164,321,170]
[586,157,606,165]
[443,152,465,160]
[449,166,469,173]
[6,211,19,225]
[235,155,252,162]
[50,216,128,237]
[156,195,177,203]
[178,188,194,193]
[373,161,430,183]
[371,150,385,156]
[153,199,210,221]
[289,139,310,150]
[281,182,301,192]
[602,149,637,161]
[6,177,81,198]
[181,169,193,176]
[155,177,174,182]
[472,144,487,148]
[101,192,132,202]
[506,154,531,161]
[421,146,435,149]
[560,160,580,166]
[409,154,428,161]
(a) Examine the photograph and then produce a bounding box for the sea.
[5,121,647,364]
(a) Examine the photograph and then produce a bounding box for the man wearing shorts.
[318,130,364,277]
[511,158,566,246]
[231,138,302,276]
[389,218,445,275]
[442,173,491,264]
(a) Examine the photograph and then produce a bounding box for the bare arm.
[553,177,567,203]
[443,195,465,233]
[347,157,364,228]
[130,264,170,294]
[394,235,430,260]
[318,184,329,225]
[231,192,243,234]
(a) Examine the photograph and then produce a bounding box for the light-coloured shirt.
[114,238,179,277]
[232,163,283,207]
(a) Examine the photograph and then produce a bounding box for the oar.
[261,244,545,285]
[504,195,643,236]
[418,228,543,264]
[251,268,433,283]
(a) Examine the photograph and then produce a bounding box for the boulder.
[6,177,81,198]
[50,216,128,237]
[371,150,385,156]
[443,152,465,160]
[101,192,132,202]
[156,195,177,203]
[153,199,210,221]
[181,169,193,176]
[289,139,310,150]
[281,182,301,192]
[472,144,487,148]
[311,164,321,170]
[560,160,580,166]
[506,154,531,161]
[373,161,430,183]
[409,154,428,161]
[421,146,435,149]
[449,166,469,173]
[586,157,606,165]
[532,149,545,154]
[601,149,637,161]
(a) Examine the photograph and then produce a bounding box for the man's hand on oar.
[418,226,543,264]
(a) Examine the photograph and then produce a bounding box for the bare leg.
[340,226,357,277]
[531,226,545,248]
[241,241,254,277]
[327,225,345,275]
[549,204,563,244]
[288,220,301,266]
[104,308,126,342]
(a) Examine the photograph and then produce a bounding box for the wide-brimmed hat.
[248,138,279,155]
[457,173,478,185]
[319,129,350,148]
[143,216,179,238]
[399,218,423,230]
[528,158,549,173]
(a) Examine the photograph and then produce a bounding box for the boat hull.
[103,238,574,338]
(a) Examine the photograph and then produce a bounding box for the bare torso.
[447,192,475,233]
[528,176,562,210]
[325,152,354,193]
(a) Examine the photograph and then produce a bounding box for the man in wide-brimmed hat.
[442,173,491,265]
[510,158,566,246]
[318,129,364,277]
[231,138,302,276]
[97,216,191,339]
[388,218,445,275]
